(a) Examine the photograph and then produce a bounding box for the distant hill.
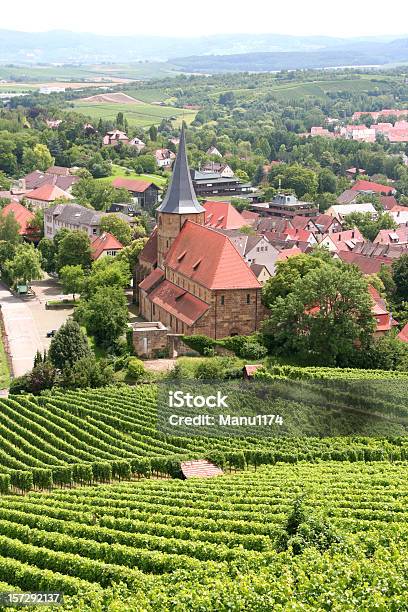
[172,38,408,73]
[0,29,407,64]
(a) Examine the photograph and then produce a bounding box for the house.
[206,146,222,157]
[351,180,396,196]
[397,323,408,343]
[44,203,135,240]
[224,232,280,274]
[380,195,398,210]
[338,251,392,275]
[319,228,364,252]
[201,162,234,178]
[102,130,130,146]
[203,201,248,230]
[241,210,260,226]
[45,119,62,129]
[0,202,35,237]
[310,126,334,138]
[107,202,139,217]
[374,227,408,246]
[276,246,303,261]
[314,213,342,234]
[250,263,271,284]
[346,167,365,179]
[388,205,408,226]
[369,285,398,337]
[252,194,318,219]
[352,110,408,122]
[290,215,320,233]
[155,149,176,168]
[326,203,377,222]
[129,137,146,152]
[340,125,376,143]
[91,232,124,260]
[111,177,159,209]
[336,190,359,205]
[13,169,79,194]
[138,127,267,339]
[24,184,74,209]
[191,170,252,198]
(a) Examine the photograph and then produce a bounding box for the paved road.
[0,279,74,378]
[0,284,42,377]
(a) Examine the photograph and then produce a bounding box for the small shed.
[181,460,224,479]
[243,364,263,380]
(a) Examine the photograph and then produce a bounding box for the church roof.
[156,127,204,215]
[165,220,261,290]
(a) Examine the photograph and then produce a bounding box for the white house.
[326,203,377,222]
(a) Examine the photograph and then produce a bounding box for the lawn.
[0,335,10,389]
[97,164,168,188]
[72,99,196,128]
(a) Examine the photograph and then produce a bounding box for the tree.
[0,211,20,245]
[75,285,128,348]
[262,263,375,365]
[38,238,56,273]
[5,243,42,285]
[269,163,318,198]
[100,215,132,246]
[318,168,337,194]
[48,320,91,370]
[56,230,92,272]
[82,257,130,299]
[59,356,114,389]
[72,178,132,211]
[392,254,408,302]
[149,125,158,141]
[22,143,54,172]
[343,212,397,242]
[59,265,85,300]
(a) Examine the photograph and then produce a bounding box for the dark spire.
[157,125,205,214]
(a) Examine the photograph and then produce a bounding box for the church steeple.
[157,125,204,215]
[156,126,205,268]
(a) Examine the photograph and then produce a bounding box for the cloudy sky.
[1,0,407,38]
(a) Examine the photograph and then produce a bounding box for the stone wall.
[131,322,168,358]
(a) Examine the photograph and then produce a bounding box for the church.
[137,127,267,339]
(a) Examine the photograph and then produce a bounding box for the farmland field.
[71,99,196,128]
[96,164,167,188]
[0,461,407,609]
[0,379,407,609]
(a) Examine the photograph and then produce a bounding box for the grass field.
[0,336,10,389]
[97,164,167,188]
[72,100,196,128]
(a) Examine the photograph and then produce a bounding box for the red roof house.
[351,180,396,196]
[91,232,123,260]
[397,323,408,343]
[25,184,73,207]
[112,177,153,193]
[203,201,248,230]
[0,202,34,236]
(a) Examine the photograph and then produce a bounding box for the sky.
[1,0,408,38]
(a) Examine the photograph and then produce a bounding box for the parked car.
[46,330,57,338]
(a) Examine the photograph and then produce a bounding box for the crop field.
[0,461,407,609]
[72,100,196,128]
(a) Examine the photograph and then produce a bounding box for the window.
[246,294,250,304]
[220,295,225,305]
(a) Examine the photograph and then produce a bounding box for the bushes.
[72,464,93,485]
[111,460,132,481]
[182,335,216,355]
[92,462,112,483]
[0,474,10,494]
[10,471,33,494]
[32,468,53,490]
[127,358,146,380]
[130,458,151,478]
[52,466,73,488]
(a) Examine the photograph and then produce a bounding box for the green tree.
[263,263,375,365]
[22,143,54,172]
[318,168,337,194]
[59,265,85,300]
[269,163,318,198]
[100,215,132,246]
[38,238,56,273]
[5,243,42,285]
[72,178,131,211]
[48,320,91,370]
[149,125,158,141]
[392,254,408,302]
[75,285,128,348]
[83,257,130,299]
[59,356,114,389]
[57,230,92,272]
[343,212,397,242]
[0,211,20,245]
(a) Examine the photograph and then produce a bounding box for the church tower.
[156,126,205,268]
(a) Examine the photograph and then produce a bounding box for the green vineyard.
[0,380,407,609]
[0,462,407,609]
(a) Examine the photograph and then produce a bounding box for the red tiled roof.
[380,195,398,210]
[241,210,260,221]
[351,180,395,195]
[181,460,223,479]
[314,213,338,232]
[139,230,158,266]
[165,221,261,290]
[148,279,210,326]
[91,232,123,260]
[339,251,392,274]
[203,201,247,230]
[112,177,153,193]
[1,202,34,235]
[276,246,303,261]
[397,323,408,343]
[139,267,165,292]
[25,183,72,202]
